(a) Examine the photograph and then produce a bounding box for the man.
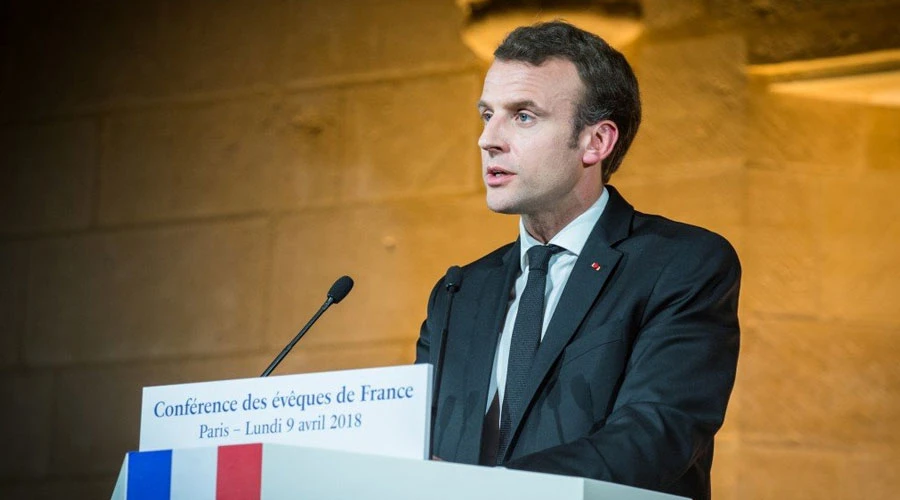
[416,21,740,500]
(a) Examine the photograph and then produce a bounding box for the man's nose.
[478,117,507,154]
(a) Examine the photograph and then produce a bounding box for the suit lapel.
[454,240,520,463]
[504,186,634,459]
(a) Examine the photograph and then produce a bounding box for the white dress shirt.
[486,187,610,415]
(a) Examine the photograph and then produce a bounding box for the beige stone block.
[269,194,517,349]
[0,243,28,367]
[149,0,286,94]
[284,0,476,82]
[4,1,285,116]
[738,318,900,447]
[737,3,900,64]
[852,451,900,500]
[0,120,95,233]
[741,226,820,317]
[749,91,867,173]
[51,357,266,476]
[343,74,482,202]
[710,437,739,500]
[709,0,856,20]
[735,445,848,500]
[235,342,418,379]
[820,172,900,326]
[255,340,416,377]
[0,372,52,479]
[641,0,705,28]
[745,166,826,229]
[24,219,268,365]
[4,1,155,115]
[99,93,344,224]
[742,168,829,317]
[273,91,346,209]
[628,35,746,171]
[867,105,900,171]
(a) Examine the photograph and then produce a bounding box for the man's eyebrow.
[509,99,541,111]
[476,99,547,114]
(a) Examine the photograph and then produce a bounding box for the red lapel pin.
[591,262,601,271]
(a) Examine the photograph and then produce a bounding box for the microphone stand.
[261,297,335,377]
[430,267,461,458]
[261,276,353,377]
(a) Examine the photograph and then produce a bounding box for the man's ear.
[582,120,618,167]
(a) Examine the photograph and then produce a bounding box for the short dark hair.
[494,21,641,182]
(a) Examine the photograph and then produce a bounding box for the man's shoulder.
[629,209,740,267]
[632,210,727,239]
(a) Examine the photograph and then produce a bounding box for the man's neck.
[521,190,603,244]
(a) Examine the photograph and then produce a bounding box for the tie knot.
[526,244,561,272]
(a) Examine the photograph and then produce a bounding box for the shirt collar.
[518,186,609,271]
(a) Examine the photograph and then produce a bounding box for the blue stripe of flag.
[127,449,172,500]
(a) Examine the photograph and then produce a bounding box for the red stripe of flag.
[216,443,263,500]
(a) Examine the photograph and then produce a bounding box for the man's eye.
[516,112,534,122]
[481,111,493,122]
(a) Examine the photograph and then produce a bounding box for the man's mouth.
[485,166,514,187]
[486,166,512,177]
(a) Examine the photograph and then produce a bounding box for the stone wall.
[2,1,898,498]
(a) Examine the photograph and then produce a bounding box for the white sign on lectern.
[139,364,432,460]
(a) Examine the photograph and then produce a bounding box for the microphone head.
[445,266,463,293]
[327,275,354,304]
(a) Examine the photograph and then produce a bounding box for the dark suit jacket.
[416,186,740,500]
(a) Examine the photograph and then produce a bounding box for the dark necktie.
[496,244,561,464]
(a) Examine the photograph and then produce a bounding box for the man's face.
[477,58,600,221]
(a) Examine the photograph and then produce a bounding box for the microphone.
[431,266,462,457]
[327,275,354,305]
[261,275,354,377]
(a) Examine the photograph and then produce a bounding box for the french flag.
[114,443,263,500]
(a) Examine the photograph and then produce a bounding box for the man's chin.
[485,197,519,215]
